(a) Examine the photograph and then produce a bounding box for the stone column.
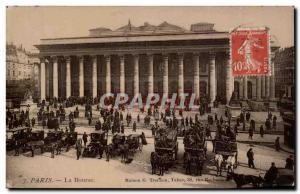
[265,76,270,99]
[148,54,154,94]
[209,52,216,104]
[66,56,71,98]
[52,56,58,98]
[270,60,276,100]
[193,53,200,99]
[261,76,266,98]
[133,54,139,95]
[119,55,125,94]
[40,57,46,101]
[92,55,98,98]
[225,56,233,104]
[178,53,184,96]
[163,54,169,96]
[79,56,84,97]
[256,76,261,101]
[105,55,111,94]
[239,79,243,99]
[243,76,248,100]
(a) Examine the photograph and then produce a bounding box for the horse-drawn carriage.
[6,127,30,152]
[82,131,107,157]
[106,133,145,163]
[150,127,178,175]
[23,130,45,156]
[213,138,238,163]
[61,132,78,151]
[43,130,64,157]
[213,133,238,176]
[126,134,143,152]
[183,123,206,176]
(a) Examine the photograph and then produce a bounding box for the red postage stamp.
[231,28,270,76]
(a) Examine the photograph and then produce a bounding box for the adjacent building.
[6,43,40,107]
[6,43,35,81]
[274,46,295,100]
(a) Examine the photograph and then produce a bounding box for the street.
[6,105,293,188]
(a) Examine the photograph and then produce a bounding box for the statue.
[21,89,35,108]
[24,90,33,101]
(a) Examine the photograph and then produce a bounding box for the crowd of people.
[6,95,294,186]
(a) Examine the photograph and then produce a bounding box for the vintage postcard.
[6,6,295,189]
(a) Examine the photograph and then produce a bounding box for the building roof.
[36,21,279,52]
[89,21,189,37]
[38,21,228,47]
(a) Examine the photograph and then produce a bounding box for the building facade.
[6,43,35,82]
[274,46,295,100]
[35,22,277,104]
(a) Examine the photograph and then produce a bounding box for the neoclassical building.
[35,22,278,104]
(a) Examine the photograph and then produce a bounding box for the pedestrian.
[247,148,255,169]
[264,162,278,185]
[275,137,280,151]
[75,140,82,160]
[185,117,189,126]
[246,111,251,122]
[120,112,123,121]
[98,144,104,159]
[14,140,20,156]
[137,114,140,123]
[248,127,253,139]
[242,121,246,131]
[88,116,92,126]
[133,121,137,132]
[268,111,273,120]
[31,117,35,128]
[214,113,218,121]
[265,118,271,131]
[121,123,125,134]
[285,155,294,170]
[240,112,244,123]
[236,117,240,127]
[234,124,238,135]
[82,132,88,147]
[205,125,212,139]
[220,116,223,125]
[250,119,255,131]
[273,115,277,130]
[260,125,264,138]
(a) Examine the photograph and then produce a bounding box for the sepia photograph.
[5,6,295,189]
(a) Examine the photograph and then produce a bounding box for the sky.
[6,6,294,52]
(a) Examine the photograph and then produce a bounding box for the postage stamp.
[231,28,270,76]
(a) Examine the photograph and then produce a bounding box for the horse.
[75,138,82,160]
[196,155,204,176]
[184,152,192,175]
[119,143,129,163]
[214,154,224,176]
[55,140,64,155]
[225,153,237,175]
[227,172,264,188]
[105,143,114,162]
[150,152,159,175]
[158,154,168,176]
